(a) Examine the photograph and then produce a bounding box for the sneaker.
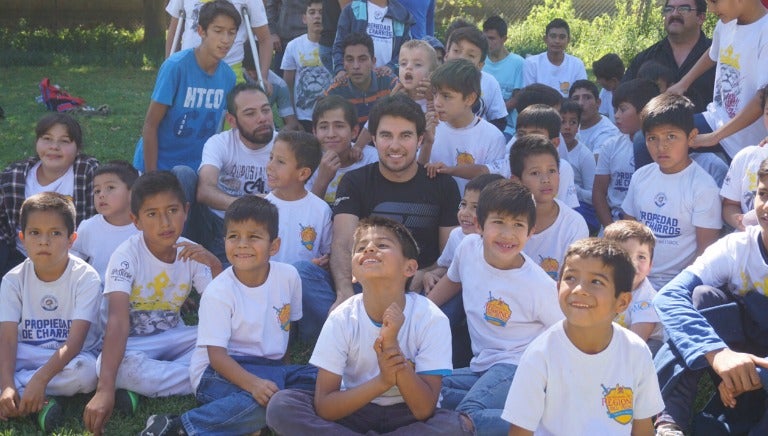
[37,397,64,432]
[656,422,684,436]
[114,389,139,416]
[139,414,185,436]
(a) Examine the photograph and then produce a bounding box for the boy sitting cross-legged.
[140,196,316,435]
[84,172,223,435]
[428,179,564,435]
[266,217,474,434]
[0,193,102,432]
[503,238,664,435]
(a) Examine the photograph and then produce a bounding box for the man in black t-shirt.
[295,94,460,341]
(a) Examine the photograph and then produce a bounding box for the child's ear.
[197,25,205,38]
[298,167,312,182]
[68,232,77,248]
[403,258,418,277]
[351,123,361,140]
[687,128,699,146]
[131,212,142,230]
[18,231,24,243]
[225,112,237,127]
[269,237,281,256]
[615,291,632,314]
[473,216,482,232]
[551,136,561,147]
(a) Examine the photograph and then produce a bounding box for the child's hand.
[0,386,19,420]
[334,71,348,84]
[391,81,406,96]
[422,270,441,294]
[247,376,280,407]
[718,380,740,408]
[424,162,447,179]
[312,254,330,269]
[665,82,687,96]
[18,375,46,415]
[175,242,222,273]
[380,302,405,348]
[374,65,393,77]
[415,78,431,100]
[424,110,438,146]
[374,337,406,387]
[317,150,342,180]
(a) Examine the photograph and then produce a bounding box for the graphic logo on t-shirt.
[456,150,475,165]
[110,260,132,283]
[614,312,627,328]
[274,304,291,331]
[638,212,681,239]
[484,292,512,326]
[654,192,667,208]
[602,384,634,425]
[40,295,58,311]
[539,256,560,280]
[300,224,317,251]
[560,81,571,96]
[716,45,741,118]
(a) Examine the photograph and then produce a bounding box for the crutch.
[241,6,265,90]
[170,9,186,54]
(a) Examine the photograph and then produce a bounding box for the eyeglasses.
[662,5,696,15]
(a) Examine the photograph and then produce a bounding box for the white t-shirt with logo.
[523,52,588,97]
[189,263,301,390]
[305,146,378,205]
[280,34,334,121]
[614,278,664,343]
[366,3,393,67]
[622,162,722,289]
[502,321,664,435]
[596,133,635,219]
[310,292,452,406]
[200,129,276,218]
[71,214,140,282]
[104,233,213,337]
[524,198,589,281]
[0,255,102,353]
[264,192,332,264]
[720,145,768,214]
[447,234,564,372]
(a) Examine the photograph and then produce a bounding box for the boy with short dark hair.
[419,59,506,193]
[71,161,140,282]
[593,78,658,228]
[267,217,473,435]
[139,196,316,436]
[83,172,223,434]
[592,53,624,123]
[523,18,587,97]
[511,135,589,279]
[265,130,332,265]
[560,100,599,233]
[603,220,664,352]
[482,15,525,139]
[0,193,102,432]
[622,93,721,290]
[568,79,619,158]
[444,25,509,131]
[503,238,663,435]
[637,60,676,93]
[428,179,564,434]
[134,0,239,173]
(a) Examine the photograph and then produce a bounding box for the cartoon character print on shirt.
[456,150,475,165]
[128,271,190,336]
[300,224,317,251]
[295,51,333,113]
[715,46,741,118]
[602,384,634,425]
[484,292,512,327]
[274,303,291,331]
[539,256,560,281]
[559,81,570,96]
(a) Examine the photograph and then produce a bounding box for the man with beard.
[623,0,714,112]
[194,83,277,264]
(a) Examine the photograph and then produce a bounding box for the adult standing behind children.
[195,84,277,265]
[165,0,272,91]
[482,16,525,139]
[296,94,460,341]
[134,0,238,174]
[523,18,587,98]
[624,0,714,112]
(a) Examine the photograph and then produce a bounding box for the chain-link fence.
[438,0,622,24]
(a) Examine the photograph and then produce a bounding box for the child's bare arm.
[508,425,534,436]
[695,227,721,257]
[314,366,392,421]
[422,267,447,294]
[629,322,655,342]
[175,241,223,278]
[0,322,19,420]
[394,366,441,420]
[722,198,746,231]
[666,51,716,96]
[207,346,279,406]
[379,302,404,350]
[140,102,170,172]
[592,174,613,227]
[84,293,131,435]
[426,275,462,307]
[19,319,91,415]
[630,417,655,436]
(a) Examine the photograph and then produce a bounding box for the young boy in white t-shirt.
[265,131,331,265]
[418,58,506,193]
[306,95,378,205]
[622,94,722,290]
[280,0,333,132]
[560,100,599,233]
[0,193,102,432]
[266,217,473,435]
[503,238,664,435]
[71,161,140,282]
[83,171,223,435]
[511,135,589,280]
[592,54,624,123]
[569,79,620,159]
[139,196,315,435]
[428,179,565,435]
[604,220,664,353]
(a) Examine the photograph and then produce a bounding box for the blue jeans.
[439,295,473,369]
[181,356,317,435]
[441,363,518,435]
[294,261,361,343]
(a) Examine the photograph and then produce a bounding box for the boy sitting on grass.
[503,238,664,435]
[266,217,473,434]
[0,193,102,432]
[139,196,316,436]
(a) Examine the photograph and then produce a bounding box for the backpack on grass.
[38,78,85,112]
